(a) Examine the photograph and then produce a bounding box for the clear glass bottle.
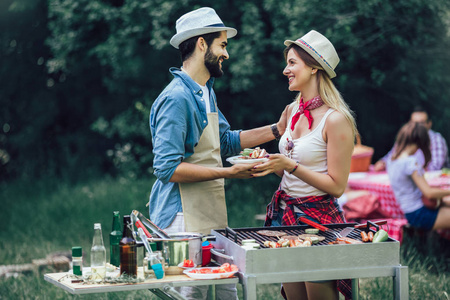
[72,246,83,276]
[110,211,122,267]
[90,223,106,281]
[149,252,164,279]
[143,250,165,279]
[120,215,137,277]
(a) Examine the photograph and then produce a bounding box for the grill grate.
[215,223,388,248]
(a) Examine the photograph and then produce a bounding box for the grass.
[0,176,449,299]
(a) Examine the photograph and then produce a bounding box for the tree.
[2,0,449,181]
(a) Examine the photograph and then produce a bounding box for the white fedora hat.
[284,30,340,78]
[170,7,237,49]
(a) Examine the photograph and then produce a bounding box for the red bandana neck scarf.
[290,95,324,130]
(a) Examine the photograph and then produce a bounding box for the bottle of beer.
[110,211,122,267]
[90,223,106,281]
[120,215,137,276]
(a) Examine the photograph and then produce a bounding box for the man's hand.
[227,162,264,179]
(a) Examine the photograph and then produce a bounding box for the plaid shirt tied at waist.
[264,189,352,300]
[264,189,345,226]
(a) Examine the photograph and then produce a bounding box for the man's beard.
[204,48,223,78]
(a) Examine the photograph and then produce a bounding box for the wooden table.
[44,267,238,298]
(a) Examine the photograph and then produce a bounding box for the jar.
[72,246,83,276]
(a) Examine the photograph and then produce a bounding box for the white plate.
[226,155,269,165]
[178,262,196,269]
[183,267,238,279]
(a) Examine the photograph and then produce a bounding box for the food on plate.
[361,231,369,242]
[257,230,287,237]
[239,147,268,159]
[182,259,195,268]
[368,231,374,242]
[298,234,325,242]
[305,228,319,234]
[188,263,238,274]
[372,229,389,243]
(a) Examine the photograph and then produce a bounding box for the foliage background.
[1,0,450,181]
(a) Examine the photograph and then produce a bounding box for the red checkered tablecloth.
[347,171,450,240]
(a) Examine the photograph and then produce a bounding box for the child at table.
[387,121,450,231]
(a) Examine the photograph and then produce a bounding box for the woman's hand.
[252,154,296,177]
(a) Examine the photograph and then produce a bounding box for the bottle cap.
[202,241,210,247]
[72,246,82,257]
[94,223,102,229]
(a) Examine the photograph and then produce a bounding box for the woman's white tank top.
[278,108,335,200]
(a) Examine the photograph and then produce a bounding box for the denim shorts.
[405,206,438,230]
[270,209,331,283]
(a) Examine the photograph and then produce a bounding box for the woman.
[253,30,357,300]
[387,122,450,231]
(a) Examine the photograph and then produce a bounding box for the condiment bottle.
[149,252,164,279]
[72,246,83,276]
[143,250,165,278]
[110,211,122,267]
[90,223,106,281]
[120,215,137,276]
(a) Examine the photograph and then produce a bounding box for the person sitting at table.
[387,121,450,231]
[374,106,449,172]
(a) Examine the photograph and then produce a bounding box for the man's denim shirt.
[149,68,242,229]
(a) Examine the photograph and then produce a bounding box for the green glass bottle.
[110,211,122,267]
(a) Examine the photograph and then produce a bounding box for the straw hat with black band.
[170,7,237,49]
[284,30,340,79]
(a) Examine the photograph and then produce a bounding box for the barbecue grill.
[211,223,408,300]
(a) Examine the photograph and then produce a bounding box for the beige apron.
[179,110,227,235]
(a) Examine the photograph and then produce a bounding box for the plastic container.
[201,241,213,266]
[72,246,83,276]
[350,135,374,172]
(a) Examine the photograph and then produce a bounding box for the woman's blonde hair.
[284,44,358,138]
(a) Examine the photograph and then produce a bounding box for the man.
[374,106,449,171]
[149,7,286,299]
[150,6,286,234]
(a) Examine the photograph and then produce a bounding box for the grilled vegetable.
[241,148,254,156]
[309,236,319,244]
[305,228,319,234]
[372,229,389,243]
[242,239,256,245]
[263,241,280,248]
[277,238,290,247]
